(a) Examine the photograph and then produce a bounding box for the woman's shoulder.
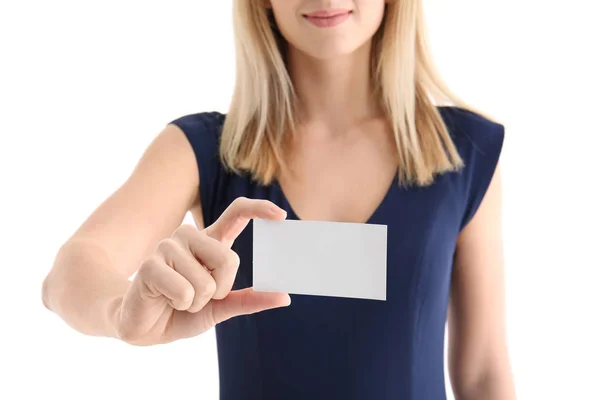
[436,106,505,229]
[437,105,505,156]
[168,111,226,137]
[167,111,227,159]
[166,111,229,225]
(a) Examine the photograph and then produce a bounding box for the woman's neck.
[286,39,382,132]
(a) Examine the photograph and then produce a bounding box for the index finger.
[205,197,287,247]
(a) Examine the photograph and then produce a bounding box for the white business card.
[253,219,387,301]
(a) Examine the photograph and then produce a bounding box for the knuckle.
[188,278,216,313]
[202,277,217,297]
[157,238,177,255]
[198,277,217,298]
[173,224,196,239]
[232,196,249,207]
[187,233,210,260]
[116,325,137,344]
[170,285,195,311]
[179,285,196,306]
[116,312,144,344]
[225,251,240,270]
[138,258,159,279]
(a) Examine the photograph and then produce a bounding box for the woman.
[42,1,516,399]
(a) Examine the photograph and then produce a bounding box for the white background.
[1,0,599,399]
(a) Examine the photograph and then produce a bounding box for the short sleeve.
[441,107,505,231]
[167,111,226,225]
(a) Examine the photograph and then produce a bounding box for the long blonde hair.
[222,0,480,186]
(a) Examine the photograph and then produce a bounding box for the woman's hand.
[115,197,290,346]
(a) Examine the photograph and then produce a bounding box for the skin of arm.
[448,164,517,399]
[42,124,203,338]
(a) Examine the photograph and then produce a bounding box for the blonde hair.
[222,0,484,186]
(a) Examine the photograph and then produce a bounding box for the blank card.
[252,219,387,301]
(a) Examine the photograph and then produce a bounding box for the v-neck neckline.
[273,170,398,225]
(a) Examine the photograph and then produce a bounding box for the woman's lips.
[303,9,352,28]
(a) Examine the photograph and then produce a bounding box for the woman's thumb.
[209,288,291,325]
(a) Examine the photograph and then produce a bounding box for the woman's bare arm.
[448,165,517,399]
[42,123,202,338]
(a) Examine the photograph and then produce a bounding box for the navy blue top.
[168,106,504,400]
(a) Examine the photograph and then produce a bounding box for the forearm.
[42,239,131,338]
